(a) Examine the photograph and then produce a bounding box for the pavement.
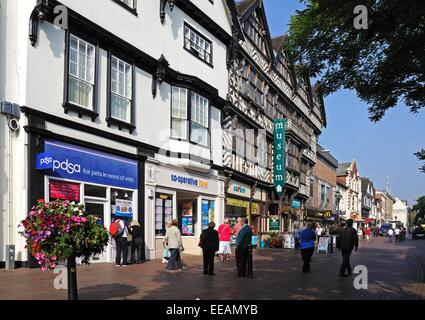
[0,237,424,300]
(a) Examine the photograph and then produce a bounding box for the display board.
[317,236,329,253]
[284,234,295,249]
[181,201,194,236]
[49,180,80,202]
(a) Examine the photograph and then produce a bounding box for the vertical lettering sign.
[273,119,286,197]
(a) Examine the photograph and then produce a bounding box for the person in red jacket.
[218,218,233,262]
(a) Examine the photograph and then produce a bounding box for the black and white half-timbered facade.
[0,0,233,266]
[223,0,326,234]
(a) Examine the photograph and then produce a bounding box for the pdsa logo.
[36,152,81,175]
[53,159,81,175]
[36,152,54,170]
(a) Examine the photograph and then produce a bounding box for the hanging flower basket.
[19,199,109,299]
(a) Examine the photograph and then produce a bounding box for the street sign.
[273,118,286,197]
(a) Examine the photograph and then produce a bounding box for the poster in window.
[182,202,194,235]
[49,180,80,202]
[114,199,133,218]
[202,200,209,230]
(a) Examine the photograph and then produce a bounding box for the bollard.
[5,245,15,270]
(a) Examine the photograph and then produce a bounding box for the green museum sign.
[273,118,286,198]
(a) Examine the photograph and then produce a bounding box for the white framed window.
[190,92,209,146]
[245,129,255,162]
[171,87,210,147]
[171,87,188,139]
[184,23,212,65]
[68,35,95,108]
[257,130,268,168]
[110,56,132,123]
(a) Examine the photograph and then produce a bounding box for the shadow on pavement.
[79,283,139,300]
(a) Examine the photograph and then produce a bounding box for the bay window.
[68,35,95,109]
[171,87,210,147]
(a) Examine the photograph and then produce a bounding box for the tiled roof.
[336,162,351,176]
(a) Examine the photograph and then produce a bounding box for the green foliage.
[414,149,425,173]
[413,196,425,226]
[287,0,425,122]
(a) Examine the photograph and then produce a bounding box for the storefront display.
[155,193,173,236]
[181,201,195,236]
[201,200,215,230]
[49,180,80,202]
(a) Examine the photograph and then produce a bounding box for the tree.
[287,1,425,133]
[414,149,425,173]
[412,196,425,226]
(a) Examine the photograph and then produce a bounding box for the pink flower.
[51,256,57,261]
[41,266,47,272]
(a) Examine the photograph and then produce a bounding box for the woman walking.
[164,220,184,272]
[218,218,232,261]
[300,223,316,273]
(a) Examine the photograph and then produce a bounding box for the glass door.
[85,200,110,263]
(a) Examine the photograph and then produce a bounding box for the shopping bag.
[162,247,170,264]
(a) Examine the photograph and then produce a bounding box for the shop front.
[305,207,324,223]
[145,162,225,259]
[35,140,140,264]
[224,180,266,235]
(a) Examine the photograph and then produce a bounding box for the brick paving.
[0,237,424,300]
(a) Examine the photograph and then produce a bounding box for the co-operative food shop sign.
[36,140,138,189]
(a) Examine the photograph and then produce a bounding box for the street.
[0,237,424,300]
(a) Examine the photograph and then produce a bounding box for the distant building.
[375,191,387,226]
[337,160,362,225]
[392,198,409,227]
[361,177,376,224]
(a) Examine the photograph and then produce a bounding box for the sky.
[263,0,425,206]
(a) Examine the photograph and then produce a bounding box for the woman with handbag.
[164,219,184,272]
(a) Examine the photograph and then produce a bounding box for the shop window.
[111,188,134,223]
[178,200,197,236]
[201,200,215,230]
[49,179,80,202]
[155,193,173,236]
[85,203,105,226]
[84,184,107,198]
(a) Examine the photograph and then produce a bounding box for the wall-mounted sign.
[273,119,286,197]
[170,174,209,189]
[291,199,301,209]
[37,141,138,189]
[49,180,80,202]
[114,199,133,218]
[226,198,250,209]
[227,180,250,198]
[269,217,281,232]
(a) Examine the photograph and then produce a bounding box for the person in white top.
[387,228,394,243]
[394,227,401,242]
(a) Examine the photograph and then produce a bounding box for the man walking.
[336,219,359,277]
[292,225,301,250]
[235,218,252,278]
[387,228,394,243]
[200,222,219,275]
[394,226,401,243]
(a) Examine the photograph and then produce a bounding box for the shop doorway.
[85,200,110,263]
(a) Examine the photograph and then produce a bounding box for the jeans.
[340,248,353,275]
[131,238,144,263]
[235,246,249,277]
[167,249,182,270]
[202,248,216,274]
[300,247,314,273]
[294,238,300,250]
[115,237,128,265]
[389,235,393,243]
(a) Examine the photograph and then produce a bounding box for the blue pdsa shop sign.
[36,140,138,189]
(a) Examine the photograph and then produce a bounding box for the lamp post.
[335,190,342,224]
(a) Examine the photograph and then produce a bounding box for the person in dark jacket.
[336,219,359,277]
[235,218,253,277]
[200,222,220,275]
[129,220,144,264]
[300,223,316,273]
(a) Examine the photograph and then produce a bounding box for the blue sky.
[263,0,425,206]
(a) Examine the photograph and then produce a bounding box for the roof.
[336,163,351,176]
[271,34,288,52]
[316,144,338,169]
[235,0,258,16]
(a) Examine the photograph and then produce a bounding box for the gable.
[238,0,275,62]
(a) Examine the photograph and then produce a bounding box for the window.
[112,0,137,14]
[110,56,132,123]
[190,92,209,146]
[264,87,276,118]
[244,11,267,55]
[241,64,265,107]
[171,87,210,147]
[234,127,245,157]
[155,193,173,236]
[276,53,292,83]
[68,35,95,109]
[171,87,188,139]
[257,130,268,168]
[184,23,212,65]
